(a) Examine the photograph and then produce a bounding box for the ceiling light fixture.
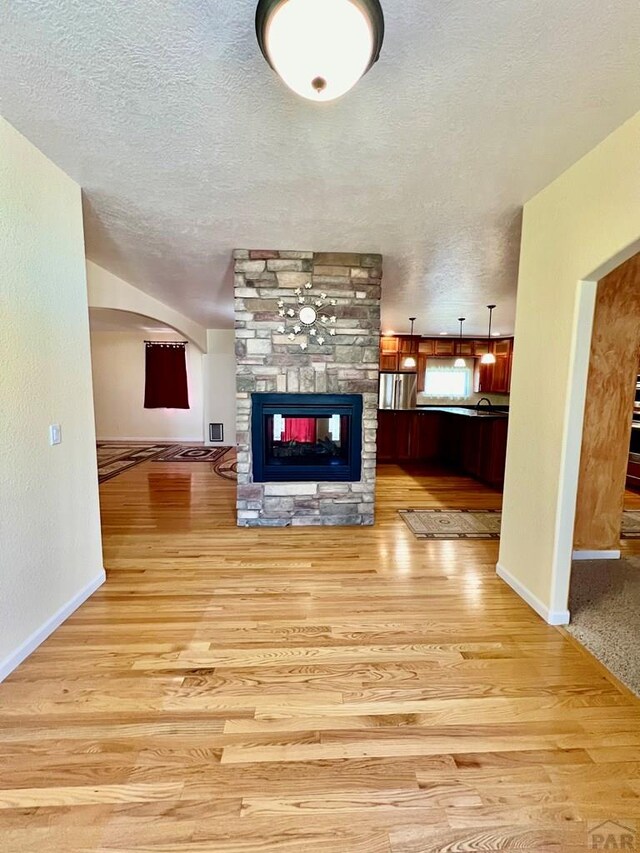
[402,317,417,370]
[255,0,385,102]
[480,305,497,365]
[454,317,466,368]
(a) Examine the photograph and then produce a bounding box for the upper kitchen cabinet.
[380,335,399,372]
[379,335,514,392]
[380,335,419,372]
[478,339,513,393]
[434,338,455,356]
[398,335,419,372]
[479,358,510,393]
[492,338,513,358]
[456,340,475,356]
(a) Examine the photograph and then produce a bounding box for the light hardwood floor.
[1,461,639,852]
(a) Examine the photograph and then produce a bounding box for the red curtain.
[144,343,190,409]
[282,418,316,443]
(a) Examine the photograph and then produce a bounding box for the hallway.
[1,462,639,852]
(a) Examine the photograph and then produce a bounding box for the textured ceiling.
[2,1,640,335]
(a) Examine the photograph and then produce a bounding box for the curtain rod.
[144,340,188,346]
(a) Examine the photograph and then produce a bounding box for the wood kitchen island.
[377,406,509,489]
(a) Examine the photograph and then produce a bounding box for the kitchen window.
[423,358,473,399]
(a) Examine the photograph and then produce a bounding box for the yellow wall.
[498,110,640,623]
[0,118,104,678]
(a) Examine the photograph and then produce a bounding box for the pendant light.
[454,317,466,368]
[255,0,385,102]
[402,317,417,370]
[480,304,497,365]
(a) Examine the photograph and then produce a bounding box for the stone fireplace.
[234,250,382,527]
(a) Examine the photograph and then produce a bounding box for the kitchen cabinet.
[376,411,412,461]
[380,335,514,392]
[380,353,399,372]
[398,336,418,354]
[410,412,443,461]
[398,336,419,373]
[377,409,509,488]
[627,454,640,491]
[490,356,511,393]
[376,410,398,461]
[493,338,512,358]
[478,340,513,394]
[381,336,399,354]
[377,411,441,462]
[434,339,455,356]
[478,357,510,394]
[380,336,400,372]
[456,340,475,356]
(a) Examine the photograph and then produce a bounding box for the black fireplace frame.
[251,393,363,483]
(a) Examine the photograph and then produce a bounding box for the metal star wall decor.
[276,281,338,350]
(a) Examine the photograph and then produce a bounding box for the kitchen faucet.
[476,397,492,410]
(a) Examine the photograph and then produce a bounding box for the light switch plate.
[49,424,62,446]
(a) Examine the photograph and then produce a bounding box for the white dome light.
[256,0,384,102]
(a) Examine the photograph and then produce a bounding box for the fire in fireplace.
[251,393,363,482]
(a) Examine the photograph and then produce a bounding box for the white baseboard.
[572,549,621,561]
[97,437,203,443]
[496,562,570,626]
[0,570,106,683]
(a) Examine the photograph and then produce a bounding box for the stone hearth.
[234,250,382,527]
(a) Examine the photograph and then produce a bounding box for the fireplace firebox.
[251,393,363,483]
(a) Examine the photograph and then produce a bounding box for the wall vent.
[209,423,224,442]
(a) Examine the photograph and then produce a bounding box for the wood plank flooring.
[1,461,639,852]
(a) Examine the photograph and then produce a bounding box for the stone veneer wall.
[234,250,382,527]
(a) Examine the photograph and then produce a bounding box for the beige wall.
[0,118,104,679]
[90,331,205,442]
[203,330,237,446]
[87,261,207,352]
[498,110,640,624]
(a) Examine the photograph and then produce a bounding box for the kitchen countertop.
[379,406,508,419]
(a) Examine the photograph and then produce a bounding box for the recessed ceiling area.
[2,1,640,335]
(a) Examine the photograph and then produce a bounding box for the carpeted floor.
[567,556,640,696]
[400,507,640,540]
[96,443,235,483]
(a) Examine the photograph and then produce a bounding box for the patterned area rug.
[97,443,235,483]
[96,443,174,483]
[212,448,237,481]
[400,508,640,540]
[399,509,501,540]
[156,445,231,463]
[621,510,640,538]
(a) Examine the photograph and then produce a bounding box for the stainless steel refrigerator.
[378,373,417,410]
